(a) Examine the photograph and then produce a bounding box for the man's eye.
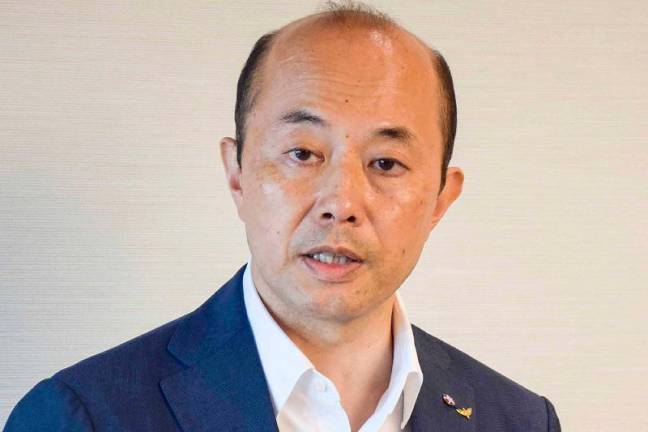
[371,158,405,173]
[287,148,316,162]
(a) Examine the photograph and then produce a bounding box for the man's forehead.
[288,15,429,57]
[267,14,435,76]
[258,15,438,104]
[246,14,444,147]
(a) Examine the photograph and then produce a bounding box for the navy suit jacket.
[5,265,561,431]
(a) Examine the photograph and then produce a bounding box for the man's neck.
[270,296,396,431]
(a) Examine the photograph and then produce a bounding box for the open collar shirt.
[242,261,424,432]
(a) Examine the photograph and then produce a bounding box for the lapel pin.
[442,393,456,407]
[456,407,473,420]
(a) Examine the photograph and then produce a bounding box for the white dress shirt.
[242,261,424,432]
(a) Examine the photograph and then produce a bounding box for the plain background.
[1,1,646,430]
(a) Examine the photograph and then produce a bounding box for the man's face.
[222,22,463,328]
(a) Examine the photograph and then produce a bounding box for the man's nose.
[314,159,367,227]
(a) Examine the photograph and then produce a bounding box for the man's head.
[221,2,464,332]
[235,3,458,191]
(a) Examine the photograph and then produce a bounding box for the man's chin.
[298,290,381,324]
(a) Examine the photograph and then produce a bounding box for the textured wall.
[1,1,646,430]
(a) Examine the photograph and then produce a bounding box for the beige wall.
[1,1,647,430]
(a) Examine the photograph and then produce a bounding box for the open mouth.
[300,249,363,281]
[303,252,360,265]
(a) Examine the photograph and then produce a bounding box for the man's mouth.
[304,252,359,265]
[300,246,364,281]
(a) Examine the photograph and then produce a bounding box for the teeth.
[310,252,353,265]
[315,252,335,264]
[335,255,349,264]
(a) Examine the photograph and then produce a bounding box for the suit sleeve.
[542,396,561,432]
[3,378,94,432]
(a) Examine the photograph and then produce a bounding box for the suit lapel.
[160,265,477,432]
[409,326,476,432]
[160,265,279,432]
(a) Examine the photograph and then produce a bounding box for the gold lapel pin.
[456,407,473,420]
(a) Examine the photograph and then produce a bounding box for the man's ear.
[428,167,464,231]
[220,136,244,219]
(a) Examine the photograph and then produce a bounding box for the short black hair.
[234,1,457,190]
[234,30,276,165]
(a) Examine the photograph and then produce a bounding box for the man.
[5,2,561,431]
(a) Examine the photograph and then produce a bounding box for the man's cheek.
[253,180,305,245]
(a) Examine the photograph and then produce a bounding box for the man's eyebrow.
[277,111,415,144]
[278,109,328,127]
[374,126,416,145]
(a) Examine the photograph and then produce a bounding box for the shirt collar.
[242,259,314,413]
[242,260,423,426]
[390,288,424,429]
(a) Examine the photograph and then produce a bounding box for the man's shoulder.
[411,324,557,418]
[40,266,246,398]
[6,314,192,430]
[6,267,249,431]
[53,313,188,395]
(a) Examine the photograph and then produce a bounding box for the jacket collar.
[160,264,475,432]
[408,326,476,432]
[160,264,279,432]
